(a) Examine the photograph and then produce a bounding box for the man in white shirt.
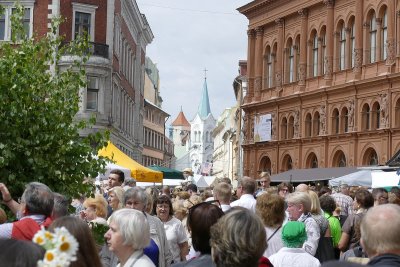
[213,182,232,212]
[230,176,256,212]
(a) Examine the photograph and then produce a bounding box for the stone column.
[386,1,396,66]
[323,0,334,82]
[275,18,284,97]
[254,26,264,100]
[353,0,363,78]
[298,9,308,88]
[246,29,256,102]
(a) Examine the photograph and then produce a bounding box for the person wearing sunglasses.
[172,200,224,267]
[156,195,188,264]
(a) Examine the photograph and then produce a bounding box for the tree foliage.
[0,4,109,198]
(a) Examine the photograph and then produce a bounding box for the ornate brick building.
[238,0,400,177]
[0,0,153,161]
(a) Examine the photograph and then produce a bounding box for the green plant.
[0,3,109,199]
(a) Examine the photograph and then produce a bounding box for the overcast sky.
[136,0,250,127]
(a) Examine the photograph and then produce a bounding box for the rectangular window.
[313,36,318,77]
[0,14,5,40]
[86,76,98,111]
[75,12,91,39]
[339,28,346,70]
[289,46,294,83]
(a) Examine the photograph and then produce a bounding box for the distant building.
[1,0,153,161]
[212,107,237,179]
[142,57,173,168]
[238,0,400,177]
[171,78,216,173]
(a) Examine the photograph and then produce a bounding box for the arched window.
[313,112,320,136]
[370,11,377,63]
[259,156,272,174]
[305,113,312,137]
[282,155,293,171]
[396,98,400,127]
[341,107,349,133]
[381,8,387,60]
[312,33,318,77]
[362,104,371,130]
[371,102,380,130]
[363,148,379,166]
[333,150,347,167]
[286,38,295,83]
[281,118,288,140]
[306,153,318,168]
[288,116,294,139]
[320,28,327,75]
[350,17,355,68]
[264,45,273,88]
[339,21,346,70]
[295,35,300,81]
[332,109,339,134]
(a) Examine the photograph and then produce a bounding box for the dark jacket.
[368,254,400,267]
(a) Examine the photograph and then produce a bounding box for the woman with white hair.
[104,209,155,267]
[286,192,320,256]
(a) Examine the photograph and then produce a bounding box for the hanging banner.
[254,114,272,142]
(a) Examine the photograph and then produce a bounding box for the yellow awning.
[98,142,163,183]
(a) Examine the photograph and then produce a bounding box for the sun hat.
[182,168,194,176]
[281,221,307,248]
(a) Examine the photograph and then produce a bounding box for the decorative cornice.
[298,8,308,18]
[247,29,256,37]
[255,26,264,36]
[323,0,335,8]
[275,18,284,27]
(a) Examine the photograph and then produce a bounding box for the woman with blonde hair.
[256,193,286,257]
[80,194,108,225]
[108,186,124,214]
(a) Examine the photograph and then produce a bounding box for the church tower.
[190,75,216,175]
[170,107,191,161]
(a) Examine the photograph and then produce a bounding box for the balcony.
[61,42,109,59]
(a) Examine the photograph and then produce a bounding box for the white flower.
[32,226,79,267]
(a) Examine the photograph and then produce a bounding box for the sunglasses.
[187,200,221,225]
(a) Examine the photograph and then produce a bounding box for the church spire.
[197,69,212,119]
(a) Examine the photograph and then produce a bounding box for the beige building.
[142,57,173,167]
[212,107,238,179]
[238,0,400,178]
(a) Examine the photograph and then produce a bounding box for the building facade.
[212,107,238,179]
[0,0,152,161]
[238,0,400,177]
[142,57,174,168]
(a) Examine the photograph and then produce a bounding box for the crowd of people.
[0,169,400,267]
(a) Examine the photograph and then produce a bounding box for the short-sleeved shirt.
[164,217,188,263]
[341,212,365,250]
[331,193,353,217]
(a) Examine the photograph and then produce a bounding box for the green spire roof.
[198,78,212,119]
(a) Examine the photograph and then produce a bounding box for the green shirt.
[324,212,342,247]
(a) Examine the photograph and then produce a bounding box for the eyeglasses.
[187,200,221,225]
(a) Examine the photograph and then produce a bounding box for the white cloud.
[137,0,249,124]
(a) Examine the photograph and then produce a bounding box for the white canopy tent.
[193,174,216,188]
[329,169,400,188]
